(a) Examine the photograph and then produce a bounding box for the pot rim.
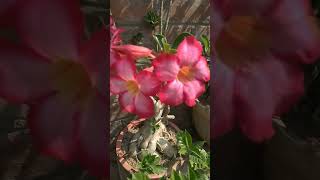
[115,118,181,179]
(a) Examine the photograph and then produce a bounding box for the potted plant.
[127,130,210,180]
[110,16,210,179]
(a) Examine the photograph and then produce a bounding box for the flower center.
[126,80,140,95]
[178,66,194,82]
[216,16,271,69]
[51,60,92,101]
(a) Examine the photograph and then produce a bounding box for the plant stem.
[160,0,164,35]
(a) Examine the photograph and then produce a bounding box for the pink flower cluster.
[110,17,210,118]
[212,0,320,141]
[0,0,107,177]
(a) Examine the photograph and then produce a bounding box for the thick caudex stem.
[128,99,175,159]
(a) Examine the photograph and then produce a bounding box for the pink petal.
[193,56,210,82]
[153,54,180,82]
[80,28,108,96]
[115,57,136,81]
[274,62,305,115]
[136,70,161,96]
[112,45,155,59]
[110,50,120,68]
[0,41,53,103]
[183,80,205,107]
[176,36,202,66]
[110,76,127,94]
[158,80,184,106]
[233,56,301,141]
[212,60,235,138]
[28,93,78,162]
[16,0,83,61]
[119,91,135,113]
[77,92,107,177]
[134,92,154,118]
[267,0,320,63]
[235,71,275,141]
[143,66,154,72]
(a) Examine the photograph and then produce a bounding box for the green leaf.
[144,10,161,28]
[171,32,192,49]
[200,35,210,56]
[189,147,210,172]
[170,170,184,180]
[129,172,150,180]
[177,130,193,156]
[193,141,205,149]
[137,153,166,175]
[153,34,167,51]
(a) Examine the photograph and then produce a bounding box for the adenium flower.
[153,36,210,107]
[0,0,106,176]
[110,17,155,64]
[212,0,320,141]
[110,56,161,118]
[110,16,123,46]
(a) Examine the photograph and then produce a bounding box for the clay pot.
[264,120,320,180]
[192,102,210,142]
[116,119,180,180]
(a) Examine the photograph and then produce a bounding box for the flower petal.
[80,28,108,96]
[183,80,205,107]
[0,41,53,103]
[115,57,136,81]
[16,0,83,61]
[112,45,155,59]
[233,56,300,141]
[28,93,78,162]
[267,0,320,63]
[110,76,127,94]
[158,80,184,106]
[136,70,161,96]
[77,92,107,177]
[134,93,154,118]
[110,50,120,68]
[119,91,135,113]
[212,60,235,138]
[153,54,180,82]
[193,56,210,82]
[176,36,202,66]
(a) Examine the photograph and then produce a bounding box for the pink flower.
[110,16,123,46]
[0,0,107,176]
[110,17,155,62]
[212,0,320,141]
[110,56,161,118]
[112,44,156,59]
[153,36,210,107]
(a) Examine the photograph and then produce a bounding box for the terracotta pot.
[116,119,180,180]
[192,102,210,142]
[264,120,320,180]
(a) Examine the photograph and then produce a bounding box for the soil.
[120,122,178,174]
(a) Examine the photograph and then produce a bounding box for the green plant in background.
[130,32,144,45]
[128,172,150,180]
[137,152,166,175]
[144,10,161,29]
[176,131,210,179]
